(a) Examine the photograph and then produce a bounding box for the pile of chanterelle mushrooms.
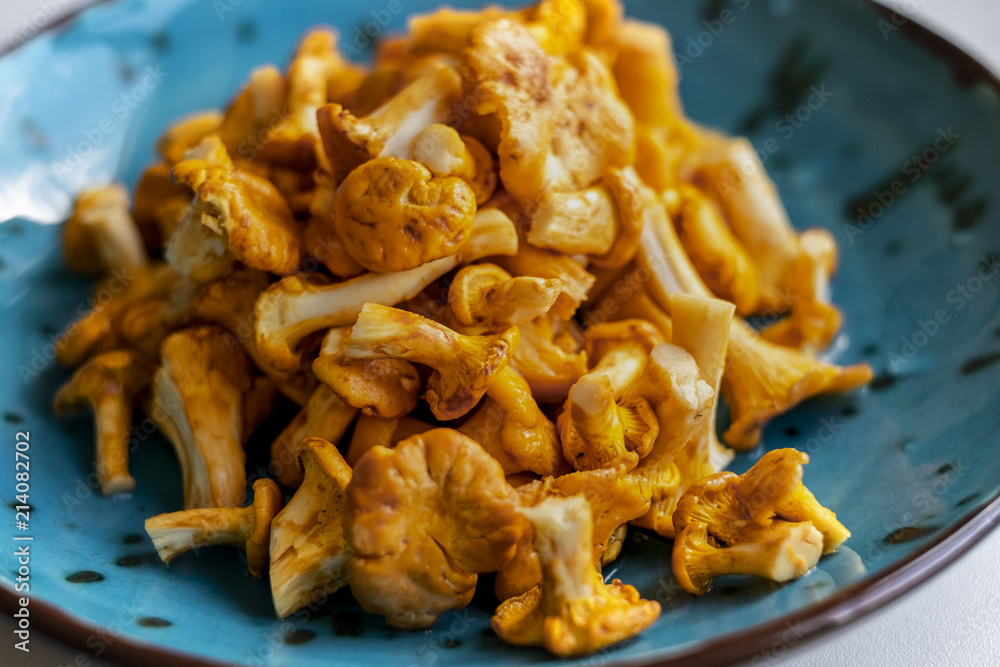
[53,0,870,656]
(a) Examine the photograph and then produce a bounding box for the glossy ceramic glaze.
[1,0,999,665]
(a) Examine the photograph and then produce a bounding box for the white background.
[1,0,999,665]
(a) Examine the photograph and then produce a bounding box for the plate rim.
[2,0,1000,665]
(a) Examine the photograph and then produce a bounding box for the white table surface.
[1,0,999,665]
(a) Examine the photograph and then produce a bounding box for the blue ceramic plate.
[2,1,999,665]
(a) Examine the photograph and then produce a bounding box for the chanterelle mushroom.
[457,366,568,477]
[760,228,842,356]
[312,327,420,419]
[270,437,354,618]
[460,19,635,207]
[448,264,561,329]
[635,188,872,449]
[145,478,284,578]
[410,124,497,205]
[345,429,522,629]
[171,138,303,276]
[253,206,519,372]
[559,320,664,471]
[671,448,847,595]
[629,294,735,537]
[55,263,187,368]
[270,384,358,489]
[151,326,253,509]
[495,468,651,602]
[54,350,155,495]
[189,265,316,406]
[64,184,148,277]
[333,157,477,273]
[345,304,520,421]
[492,495,660,657]
[317,63,464,182]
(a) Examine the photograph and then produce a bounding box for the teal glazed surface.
[2,0,1000,664]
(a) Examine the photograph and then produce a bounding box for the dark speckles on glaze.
[236,21,257,43]
[21,119,50,151]
[123,533,144,545]
[283,629,316,645]
[870,373,897,391]
[441,638,461,649]
[883,240,904,257]
[66,570,105,583]
[960,352,1000,375]
[861,343,879,356]
[840,404,859,417]
[117,61,135,83]
[138,617,172,628]
[149,32,170,53]
[116,556,142,567]
[332,610,363,637]
[881,525,940,545]
[952,198,988,232]
[956,493,979,507]
[936,463,955,476]
[4,412,23,424]
[783,426,800,437]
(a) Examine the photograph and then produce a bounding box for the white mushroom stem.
[254,208,518,371]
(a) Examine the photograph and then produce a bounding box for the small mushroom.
[493,242,596,321]
[156,111,224,165]
[460,20,634,207]
[559,320,664,471]
[495,468,651,601]
[492,495,660,657]
[150,326,253,509]
[172,139,303,276]
[410,124,498,204]
[64,184,148,277]
[55,263,186,368]
[509,315,589,403]
[346,414,435,467]
[346,429,522,629]
[253,206,519,372]
[457,366,568,477]
[145,478,284,578]
[760,228,842,355]
[333,157,477,273]
[635,189,872,449]
[629,294,734,537]
[270,385,358,489]
[317,63,464,182]
[54,350,155,495]
[270,437,353,618]
[189,265,317,406]
[448,264,561,329]
[670,448,846,595]
[346,304,520,421]
[671,184,760,316]
[312,327,420,418]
